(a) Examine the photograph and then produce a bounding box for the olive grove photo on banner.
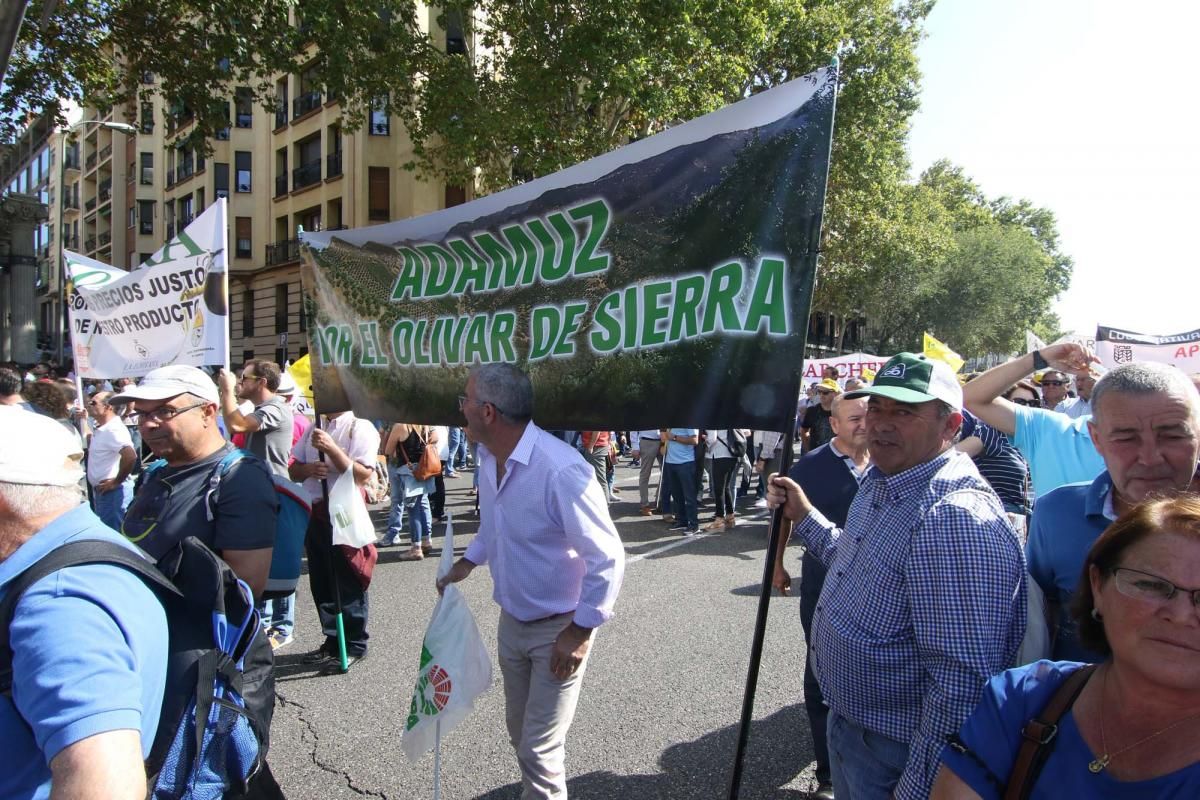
[300,66,836,431]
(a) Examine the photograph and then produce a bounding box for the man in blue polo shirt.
[0,408,168,800]
[663,428,700,535]
[1027,361,1200,661]
[963,341,1105,498]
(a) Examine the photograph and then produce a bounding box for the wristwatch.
[1031,350,1049,371]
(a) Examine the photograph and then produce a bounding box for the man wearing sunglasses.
[1037,369,1071,410]
[963,342,1106,497]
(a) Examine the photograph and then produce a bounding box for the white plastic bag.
[1013,575,1052,667]
[328,466,376,548]
[402,516,493,762]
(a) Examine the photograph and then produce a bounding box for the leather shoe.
[812,780,835,800]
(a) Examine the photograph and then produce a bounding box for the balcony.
[63,152,81,171]
[85,197,97,213]
[180,214,193,227]
[99,231,111,246]
[63,235,79,250]
[265,239,300,266]
[85,236,97,251]
[274,104,287,129]
[292,159,321,190]
[99,179,112,203]
[178,160,194,181]
[326,151,342,178]
[166,168,175,187]
[166,223,175,240]
[63,196,80,211]
[293,91,322,119]
[86,152,98,170]
[274,174,288,197]
[99,144,112,162]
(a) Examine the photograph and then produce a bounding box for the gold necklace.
[1089,667,1200,773]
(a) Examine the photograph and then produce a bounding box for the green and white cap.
[844,352,963,411]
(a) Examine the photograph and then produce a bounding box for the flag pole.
[727,54,840,800]
[433,719,442,800]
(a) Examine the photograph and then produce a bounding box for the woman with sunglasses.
[932,495,1200,798]
[1003,381,1041,409]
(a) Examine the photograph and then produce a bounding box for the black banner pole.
[727,419,798,799]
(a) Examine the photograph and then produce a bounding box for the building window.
[243,349,254,364]
[128,204,137,228]
[368,167,389,221]
[293,135,321,190]
[275,284,289,333]
[235,151,251,192]
[445,185,466,208]
[235,217,252,259]
[214,162,229,199]
[138,200,154,235]
[140,152,153,185]
[235,87,254,128]
[178,195,194,227]
[370,96,389,135]
[140,102,154,133]
[242,290,254,337]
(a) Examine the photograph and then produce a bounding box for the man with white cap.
[112,365,278,597]
[766,353,1026,800]
[112,364,285,797]
[0,410,168,799]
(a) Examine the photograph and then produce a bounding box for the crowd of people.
[1,342,1198,799]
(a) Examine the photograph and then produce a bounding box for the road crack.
[277,688,391,799]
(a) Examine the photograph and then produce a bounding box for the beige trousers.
[498,611,594,800]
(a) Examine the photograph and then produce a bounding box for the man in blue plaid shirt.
[768,352,1026,800]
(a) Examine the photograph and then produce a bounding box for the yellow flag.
[288,353,315,407]
[923,332,965,374]
[861,367,876,383]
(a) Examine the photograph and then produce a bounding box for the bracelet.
[1031,350,1049,371]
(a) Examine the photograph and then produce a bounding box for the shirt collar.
[866,448,954,494]
[1086,471,1117,521]
[506,421,539,467]
[828,438,867,480]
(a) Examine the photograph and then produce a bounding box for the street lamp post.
[56,119,136,365]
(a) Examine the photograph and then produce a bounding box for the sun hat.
[109,364,219,405]
[0,408,84,487]
[844,352,963,411]
[276,372,297,396]
[817,378,842,393]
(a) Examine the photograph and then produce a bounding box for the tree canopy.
[2,0,1070,356]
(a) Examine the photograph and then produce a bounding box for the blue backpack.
[144,448,312,600]
[0,537,267,798]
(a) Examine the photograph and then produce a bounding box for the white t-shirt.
[290,413,380,503]
[86,417,134,485]
[433,425,450,461]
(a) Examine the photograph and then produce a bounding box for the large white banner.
[1095,325,1200,375]
[66,200,230,378]
[802,352,891,386]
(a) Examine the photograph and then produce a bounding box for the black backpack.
[0,537,274,798]
[723,429,748,459]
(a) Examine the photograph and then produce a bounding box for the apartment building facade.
[2,4,467,369]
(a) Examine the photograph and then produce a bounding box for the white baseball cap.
[110,365,219,405]
[0,407,85,487]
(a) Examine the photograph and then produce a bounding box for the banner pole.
[727,420,797,800]
[221,197,231,372]
[728,55,840,800]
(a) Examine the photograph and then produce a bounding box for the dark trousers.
[663,461,698,527]
[799,551,831,782]
[305,501,369,656]
[430,473,446,518]
[710,457,737,517]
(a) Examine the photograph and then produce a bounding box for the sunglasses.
[1011,398,1040,407]
[1040,380,1066,387]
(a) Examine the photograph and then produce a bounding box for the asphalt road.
[267,456,822,799]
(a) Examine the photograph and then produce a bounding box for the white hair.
[1091,362,1200,424]
[0,482,84,519]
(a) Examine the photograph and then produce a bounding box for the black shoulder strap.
[1,540,181,696]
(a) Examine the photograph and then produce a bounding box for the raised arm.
[963,343,1094,435]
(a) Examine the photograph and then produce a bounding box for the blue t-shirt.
[1026,473,1113,662]
[942,660,1200,798]
[0,504,168,800]
[1010,405,1105,498]
[664,428,698,464]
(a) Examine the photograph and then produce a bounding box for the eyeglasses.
[1040,380,1066,387]
[1111,567,1200,610]
[1011,398,1040,407]
[138,401,209,424]
[239,373,262,383]
[458,394,509,417]
[817,389,835,396]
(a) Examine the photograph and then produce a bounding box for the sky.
[907,0,1198,340]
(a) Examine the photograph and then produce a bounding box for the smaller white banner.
[1095,325,1200,375]
[802,352,892,386]
[66,199,229,378]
